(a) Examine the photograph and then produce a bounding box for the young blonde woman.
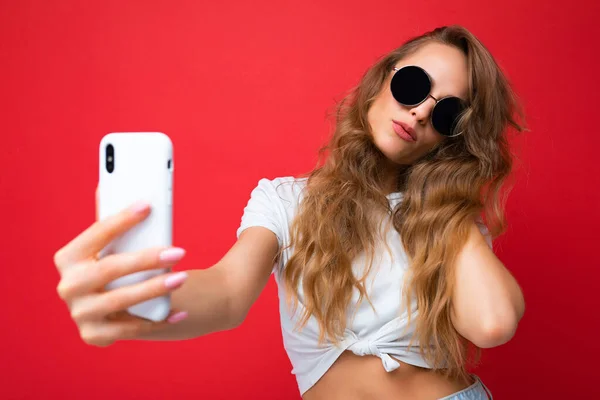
[54,25,525,399]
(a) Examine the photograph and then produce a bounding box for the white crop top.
[236,176,492,396]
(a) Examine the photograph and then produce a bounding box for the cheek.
[370,86,396,122]
[418,132,444,153]
[368,99,386,133]
[381,90,396,116]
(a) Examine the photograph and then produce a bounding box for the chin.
[375,137,416,165]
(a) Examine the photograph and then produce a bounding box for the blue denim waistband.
[436,375,492,400]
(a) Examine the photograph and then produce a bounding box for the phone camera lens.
[167,159,172,170]
[106,144,114,173]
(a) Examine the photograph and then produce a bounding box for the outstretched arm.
[137,226,279,340]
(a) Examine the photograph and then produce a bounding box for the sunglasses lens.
[391,66,431,105]
[432,97,465,136]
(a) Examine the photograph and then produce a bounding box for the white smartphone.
[98,132,174,322]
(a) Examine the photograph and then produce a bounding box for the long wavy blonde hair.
[277,25,526,381]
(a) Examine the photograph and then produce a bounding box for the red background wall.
[1,0,599,398]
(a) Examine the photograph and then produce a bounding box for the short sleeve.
[474,217,493,249]
[236,178,285,248]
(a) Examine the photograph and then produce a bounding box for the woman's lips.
[392,121,416,142]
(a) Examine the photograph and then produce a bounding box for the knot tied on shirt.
[345,335,401,373]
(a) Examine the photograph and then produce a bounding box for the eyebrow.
[429,76,467,101]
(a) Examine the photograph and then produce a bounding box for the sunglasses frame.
[391,65,466,138]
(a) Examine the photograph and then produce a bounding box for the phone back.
[98,132,173,322]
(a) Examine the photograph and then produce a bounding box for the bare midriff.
[302,351,473,400]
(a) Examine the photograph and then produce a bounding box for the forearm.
[136,266,241,341]
[451,222,525,348]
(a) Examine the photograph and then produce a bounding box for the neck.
[382,163,410,195]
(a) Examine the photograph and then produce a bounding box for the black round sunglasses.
[390,65,467,137]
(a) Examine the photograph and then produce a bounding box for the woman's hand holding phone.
[53,190,189,347]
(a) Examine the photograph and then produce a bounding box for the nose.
[410,96,435,126]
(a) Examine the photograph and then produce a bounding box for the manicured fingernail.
[159,248,186,263]
[164,271,188,289]
[130,201,150,214]
[167,311,188,324]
